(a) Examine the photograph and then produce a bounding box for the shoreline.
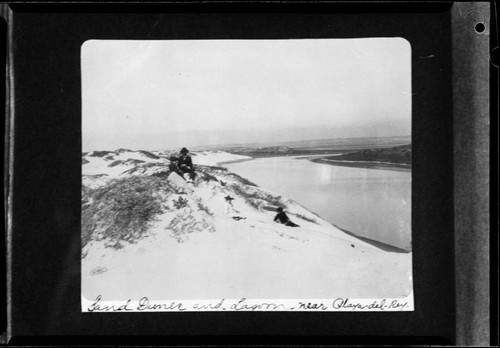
[308,158,411,172]
[334,225,411,254]
[221,152,411,173]
[216,158,255,166]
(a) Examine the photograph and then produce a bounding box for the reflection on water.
[226,156,411,250]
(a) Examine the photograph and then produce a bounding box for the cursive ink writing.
[136,297,187,311]
[388,299,408,310]
[230,298,290,311]
[86,296,409,312]
[298,301,328,310]
[193,299,226,310]
[332,298,408,311]
[87,295,133,312]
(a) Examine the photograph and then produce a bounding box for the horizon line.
[82,134,411,153]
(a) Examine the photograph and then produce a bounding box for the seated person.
[273,207,299,227]
[177,147,196,182]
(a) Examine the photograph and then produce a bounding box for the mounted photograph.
[81,38,413,312]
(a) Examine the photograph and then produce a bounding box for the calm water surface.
[226,156,411,250]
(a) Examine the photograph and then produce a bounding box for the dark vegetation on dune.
[82,176,167,251]
[137,150,160,159]
[82,168,205,251]
[196,165,258,187]
[108,159,146,167]
[116,148,133,153]
[89,150,115,157]
[87,149,159,159]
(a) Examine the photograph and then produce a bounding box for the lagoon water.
[226,156,411,251]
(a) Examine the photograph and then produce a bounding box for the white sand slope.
[82,149,413,303]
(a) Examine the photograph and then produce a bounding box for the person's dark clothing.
[178,154,193,170]
[169,162,183,177]
[177,154,195,180]
[274,212,287,224]
[274,211,299,227]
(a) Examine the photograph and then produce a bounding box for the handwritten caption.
[86,296,410,312]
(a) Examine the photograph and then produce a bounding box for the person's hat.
[180,147,189,154]
[169,156,178,161]
[276,207,283,212]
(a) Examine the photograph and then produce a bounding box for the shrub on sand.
[82,176,167,250]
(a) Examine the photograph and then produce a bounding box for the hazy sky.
[82,38,411,151]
